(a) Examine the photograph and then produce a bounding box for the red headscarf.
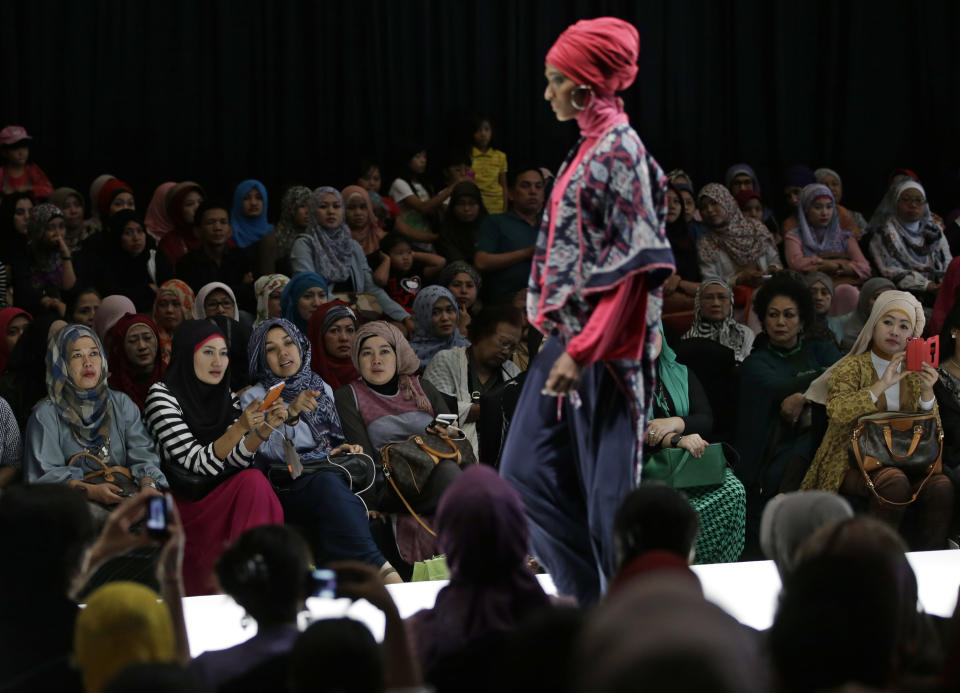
[545,17,640,96]
[96,178,134,220]
[0,307,31,375]
[106,313,166,410]
[306,300,360,391]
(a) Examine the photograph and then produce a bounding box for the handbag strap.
[851,433,943,507]
[882,424,925,460]
[68,451,133,484]
[416,433,462,465]
[381,452,437,537]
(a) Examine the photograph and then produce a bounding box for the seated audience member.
[779,516,943,693]
[96,209,157,313]
[94,294,136,341]
[152,279,195,365]
[662,182,700,313]
[242,319,396,577]
[674,182,707,242]
[206,313,253,394]
[866,168,929,230]
[0,314,65,430]
[291,187,412,329]
[342,184,386,269]
[143,320,284,595]
[784,185,871,301]
[436,181,488,264]
[609,485,700,593]
[157,181,205,268]
[759,490,853,580]
[175,201,254,314]
[838,276,894,352]
[261,185,310,276]
[0,395,21,488]
[801,291,952,549]
[410,285,471,370]
[307,300,360,391]
[281,271,328,334]
[780,164,815,220]
[436,261,482,337]
[229,179,272,250]
[423,305,523,455]
[144,181,177,242]
[737,274,841,525]
[725,161,779,237]
[0,306,31,375]
[577,573,765,693]
[474,165,544,302]
[734,188,764,223]
[193,281,239,321]
[374,232,445,314]
[388,144,456,242]
[49,187,95,252]
[94,177,135,222]
[106,314,165,411]
[0,125,53,198]
[0,191,33,272]
[814,167,868,236]
[190,525,311,691]
[696,184,780,310]
[804,272,843,346]
[869,180,951,302]
[681,278,754,362]
[935,301,960,490]
[407,465,549,686]
[646,327,746,563]
[253,273,289,326]
[929,256,960,337]
[67,287,101,328]
[24,324,167,507]
[15,202,76,317]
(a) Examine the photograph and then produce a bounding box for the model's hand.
[542,352,581,397]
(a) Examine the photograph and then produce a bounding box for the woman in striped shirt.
[144,320,283,595]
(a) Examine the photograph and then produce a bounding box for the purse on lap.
[848,411,943,506]
[642,442,732,489]
[267,443,376,497]
[69,452,140,506]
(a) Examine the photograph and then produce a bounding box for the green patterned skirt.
[684,468,746,564]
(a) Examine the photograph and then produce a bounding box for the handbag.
[849,411,943,506]
[380,425,477,535]
[334,292,383,322]
[642,442,730,489]
[161,460,239,502]
[267,445,376,497]
[69,452,140,504]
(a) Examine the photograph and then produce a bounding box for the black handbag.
[849,411,943,506]
[267,446,376,497]
[161,460,239,502]
[69,452,140,506]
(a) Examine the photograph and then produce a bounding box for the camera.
[906,336,939,371]
[145,495,171,540]
[310,568,337,599]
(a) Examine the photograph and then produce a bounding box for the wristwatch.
[669,434,684,448]
[141,480,158,490]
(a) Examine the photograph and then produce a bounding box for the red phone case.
[906,336,939,371]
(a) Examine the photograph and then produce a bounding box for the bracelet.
[252,427,270,442]
[285,413,301,426]
[670,434,684,448]
[60,254,72,261]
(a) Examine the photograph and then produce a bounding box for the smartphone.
[260,382,285,411]
[433,413,458,427]
[145,495,170,540]
[310,568,337,599]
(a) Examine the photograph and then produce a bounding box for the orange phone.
[260,382,285,411]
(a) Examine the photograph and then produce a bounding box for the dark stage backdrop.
[2,0,959,217]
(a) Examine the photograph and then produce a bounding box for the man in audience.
[175,200,255,314]
[474,165,544,302]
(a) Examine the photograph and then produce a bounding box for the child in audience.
[374,232,445,314]
[469,116,508,214]
[0,125,53,198]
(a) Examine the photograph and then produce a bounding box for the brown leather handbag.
[69,452,140,505]
[380,426,476,535]
[849,411,943,506]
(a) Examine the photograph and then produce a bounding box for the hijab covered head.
[104,208,149,259]
[784,165,816,188]
[409,285,470,368]
[804,270,834,296]
[841,277,895,349]
[74,581,175,693]
[734,189,761,209]
[410,465,549,672]
[351,321,430,411]
[760,491,854,579]
[230,179,272,248]
[653,326,689,417]
[814,167,842,186]
[436,260,482,292]
[46,323,113,450]
[281,271,329,333]
[307,300,359,391]
[88,174,116,220]
[48,187,85,222]
[254,273,289,326]
[724,163,761,193]
[304,186,355,284]
[96,178,134,220]
[163,320,234,445]
[274,185,312,257]
[106,313,165,411]
[341,184,384,255]
[152,280,195,363]
[545,17,639,96]
[0,307,31,374]
[696,183,776,268]
[165,181,205,234]
[793,184,851,256]
[94,295,137,341]
[26,202,64,250]
[682,277,753,361]
[144,181,177,240]
[193,282,239,321]
[806,290,924,403]
[248,318,344,454]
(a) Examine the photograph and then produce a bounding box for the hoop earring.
[570,85,593,111]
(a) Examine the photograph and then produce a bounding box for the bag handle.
[882,425,924,460]
[68,451,133,484]
[415,433,462,464]
[851,434,943,507]
[381,452,437,537]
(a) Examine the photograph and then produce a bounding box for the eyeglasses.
[205,299,235,310]
[900,195,926,206]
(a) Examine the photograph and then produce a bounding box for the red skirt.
[174,469,283,596]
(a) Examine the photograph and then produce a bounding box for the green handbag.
[642,442,730,489]
[411,555,450,582]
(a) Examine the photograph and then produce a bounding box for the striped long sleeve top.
[143,382,254,475]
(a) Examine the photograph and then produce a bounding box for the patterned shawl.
[46,324,113,450]
[274,185,311,260]
[254,273,289,326]
[792,184,853,256]
[152,279,195,364]
[409,285,470,369]
[248,318,344,456]
[300,186,356,283]
[696,183,776,269]
[27,202,65,273]
[682,278,753,362]
[872,181,950,280]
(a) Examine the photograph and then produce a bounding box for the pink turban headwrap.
[546,17,640,96]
